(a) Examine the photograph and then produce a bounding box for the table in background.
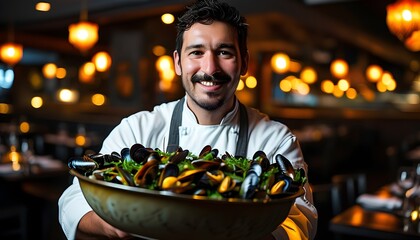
[329,185,420,240]
[0,156,70,240]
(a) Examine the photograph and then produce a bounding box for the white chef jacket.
[58,96,318,240]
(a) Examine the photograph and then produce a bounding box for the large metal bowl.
[71,169,303,240]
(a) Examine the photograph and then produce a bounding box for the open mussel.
[133,157,159,187]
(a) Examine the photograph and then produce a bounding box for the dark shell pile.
[68,144,306,200]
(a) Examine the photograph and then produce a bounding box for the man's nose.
[202,52,220,75]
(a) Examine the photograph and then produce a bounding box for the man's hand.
[76,211,134,239]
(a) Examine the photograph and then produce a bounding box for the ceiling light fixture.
[0,42,23,66]
[386,0,420,51]
[68,1,98,53]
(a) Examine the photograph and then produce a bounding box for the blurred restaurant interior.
[1,0,420,239]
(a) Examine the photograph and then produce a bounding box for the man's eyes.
[219,50,233,56]
[187,50,234,57]
[189,51,203,56]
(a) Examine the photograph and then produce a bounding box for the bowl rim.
[70,169,304,204]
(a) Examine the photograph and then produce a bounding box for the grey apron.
[166,97,248,157]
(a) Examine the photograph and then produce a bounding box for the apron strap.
[235,102,248,157]
[167,97,248,157]
[167,97,185,153]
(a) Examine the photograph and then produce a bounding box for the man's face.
[174,21,246,111]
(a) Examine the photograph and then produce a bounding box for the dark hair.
[175,0,248,63]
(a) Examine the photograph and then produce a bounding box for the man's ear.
[240,51,249,75]
[174,50,182,76]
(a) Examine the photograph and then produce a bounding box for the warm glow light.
[377,81,387,92]
[387,79,397,91]
[31,96,43,108]
[35,2,51,11]
[156,55,173,71]
[20,121,30,133]
[56,67,67,79]
[68,21,98,52]
[0,42,23,66]
[153,45,166,56]
[386,0,420,41]
[333,85,344,97]
[337,79,350,91]
[91,93,106,106]
[296,82,310,95]
[75,135,86,146]
[161,13,175,24]
[330,59,348,78]
[279,78,293,92]
[271,53,290,74]
[79,62,95,83]
[161,69,176,81]
[346,88,357,99]
[92,51,112,72]
[366,65,383,82]
[300,66,317,84]
[245,76,257,88]
[0,103,11,113]
[42,63,57,79]
[321,80,334,93]
[58,88,79,103]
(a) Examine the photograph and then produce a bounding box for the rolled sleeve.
[58,177,93,240]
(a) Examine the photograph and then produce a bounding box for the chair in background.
[331,173,367,214]
[311,182,336,240]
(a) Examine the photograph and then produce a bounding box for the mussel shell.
[191,159,221,171]
[177,169,206,183]
[218,175,236,197]
[120,147,131,162]
[136,163,159,188]
[133,158,159,186]
[158,163,179,189]
[198,145,212,158]
[116,166,135,186]
[68,155,99,175]
[268,175,295,198]
[252,150,270,172]
[275,154,295,179]
[169,149,189,164]
[130,144,154,164]
[248,163,263,177]
[239,172,260,199]
[199,169,225,187]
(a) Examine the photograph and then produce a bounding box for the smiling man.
[58,1,318,239]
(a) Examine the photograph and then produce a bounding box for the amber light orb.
[386,0,420,41]
[92,51,112,72]
[0,42,23,66]
[271,53,290,74]
[42,63,57,79]
[68,21,98,52]
[330,59,348,78]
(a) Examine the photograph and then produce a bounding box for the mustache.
[191,72,231,83]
